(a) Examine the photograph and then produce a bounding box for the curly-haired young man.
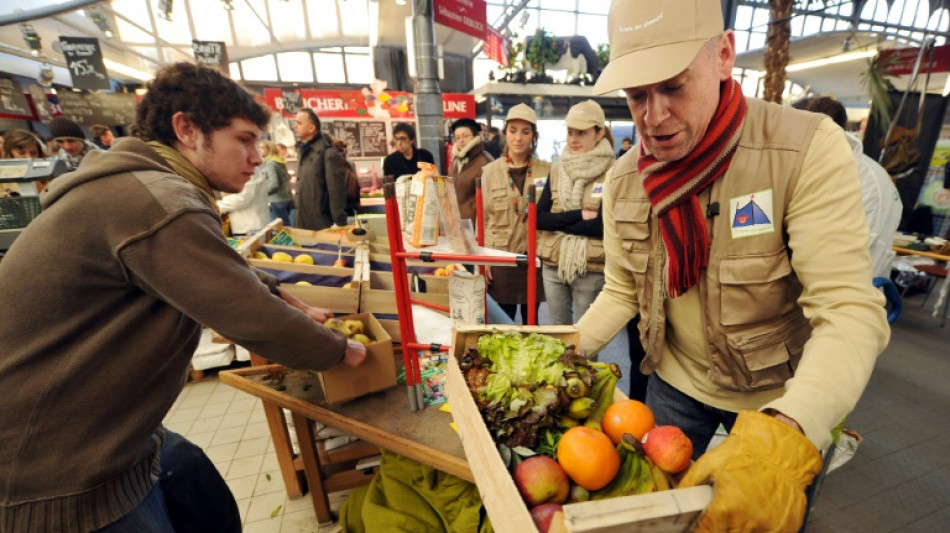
[0,63,365,533]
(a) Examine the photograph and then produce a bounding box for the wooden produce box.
[320,312,396,404]
[446,325,712,533]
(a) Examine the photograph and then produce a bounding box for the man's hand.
[343,339,367,366]
[485,266,493,285]
[678,410,823,533]
[278,287,332,323]
[301,305,333,324]
[581,209,598,220]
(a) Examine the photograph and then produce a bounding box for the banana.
[583,363,621,431]
[566,397,596,419]
[559,416,580,429]
[565,376,589,399]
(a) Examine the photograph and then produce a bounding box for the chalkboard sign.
[192,40,229,74]
[59,36,111,91]
[282,90,302,114]
[56,91,137,126]
[360,121,388,158]
[27,84,51,122]
[327,121,361,159]
[0,77,32,118]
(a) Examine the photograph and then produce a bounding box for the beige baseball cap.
[505,103,537,125]
[565,100,605,130]
[593,0,724,95]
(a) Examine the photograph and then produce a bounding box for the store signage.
[878,45,950,76]
[485,26,510,67]
[434,0,487,41]
[262,88,475,120]
[54,91,137,126]
[0,77,33,119]
[58,36,111,91]
[192,40,230,75]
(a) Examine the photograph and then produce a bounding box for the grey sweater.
[0,137,347,532]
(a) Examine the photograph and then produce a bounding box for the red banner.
[263,88,475,120]
[878,45,950,76]
[434,0,487,41]
[485,26,509,67]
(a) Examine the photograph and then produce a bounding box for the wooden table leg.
[292,412,333,524]
[251,353,304,499]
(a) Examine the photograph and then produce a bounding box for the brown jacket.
[451,142,494,222]
[0,137,348,532]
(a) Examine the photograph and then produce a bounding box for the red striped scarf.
[637,79,746,298]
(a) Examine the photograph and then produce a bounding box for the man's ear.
[171,111,199,150]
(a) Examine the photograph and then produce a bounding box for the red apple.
[529,503,563,533]
[641,425,693,474]
[513,455,569,506]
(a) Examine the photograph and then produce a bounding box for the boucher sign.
[263,88,476,120]
[434,0,487,41]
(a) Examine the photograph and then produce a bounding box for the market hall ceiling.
[0,0,482,83]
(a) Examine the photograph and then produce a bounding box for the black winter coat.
[295,135,348,230]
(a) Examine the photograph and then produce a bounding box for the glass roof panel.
[188,1,232,44]
[277,51,314,82]
[233,0,272,48]
[229,61,242,80]
[154,3,198,45]
[345,53,373,85]
[271,0,308,42]
[314,52,345,83]
[242,54,278,81]
[337,0,369,40]
[114,17,155,44]
[111,0,154,32]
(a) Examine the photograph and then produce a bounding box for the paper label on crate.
[269,229,301,247]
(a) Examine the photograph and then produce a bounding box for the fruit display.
[324,317,374,345]
[429,264,460,277]
[459,330,692,532]
[271,251,293,262]
[293,254,315,265]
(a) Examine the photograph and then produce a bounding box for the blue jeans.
[541,266,605,325]
[646,374,737,460]
[270,201,295,226]
[96,431,240,533]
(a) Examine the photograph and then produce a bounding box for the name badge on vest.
[730,189,775,239]
[591,182,604,198]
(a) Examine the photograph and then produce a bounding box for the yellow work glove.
[679,410,823,533]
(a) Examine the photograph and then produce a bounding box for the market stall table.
[893,245,950,326]
[219,365,470,523]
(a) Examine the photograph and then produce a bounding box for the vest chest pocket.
[724,315,810,390]
[613,199,651,252]
[619,249,650,305]
[718,249,797,326]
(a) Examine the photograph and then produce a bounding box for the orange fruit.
[601,399,655,445]
[556,426,620,490]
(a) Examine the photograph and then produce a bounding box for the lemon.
[271,251,293,262]
[293,254,315,265]
[253,251,268,260]
[295,281,313,286]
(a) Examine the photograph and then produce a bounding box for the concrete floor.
[805,291,950,532]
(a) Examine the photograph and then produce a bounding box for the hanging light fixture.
[157,0,174,21]
[19,23,42,57]
[221,0,236,10]
[89,7,114,39]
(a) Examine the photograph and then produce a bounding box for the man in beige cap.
[576,1,888,530]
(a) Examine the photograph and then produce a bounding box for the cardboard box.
[319,312,395,404]
[446,325,712,533]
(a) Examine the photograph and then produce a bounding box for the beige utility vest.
[536,164,607,273]
[609,98,824,392]
[481,157,551,253]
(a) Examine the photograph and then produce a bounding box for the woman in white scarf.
[536,100,615,325]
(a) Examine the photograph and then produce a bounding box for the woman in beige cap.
[479,103,550,323]
[537,100,614,325]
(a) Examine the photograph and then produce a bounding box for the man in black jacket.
[382,122,434,178]
[294,108,348,229]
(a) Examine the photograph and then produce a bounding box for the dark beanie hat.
[49,117,85,140]
[451,118,480,136]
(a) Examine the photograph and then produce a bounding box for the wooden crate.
[446,325,712,533]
